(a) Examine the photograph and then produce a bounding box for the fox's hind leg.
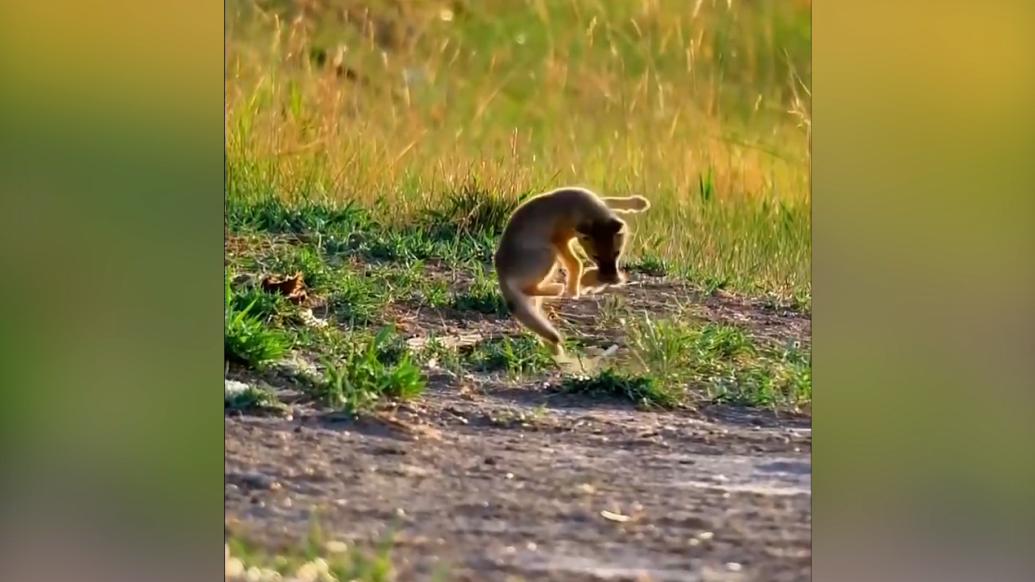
[555,240,584,298]
[518,259,563,296]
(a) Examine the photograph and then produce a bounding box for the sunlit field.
[226,0,811,299]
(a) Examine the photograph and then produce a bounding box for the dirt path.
[226,268,811,581]
[225,377,810,581]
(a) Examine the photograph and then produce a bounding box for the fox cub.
[494,187,651,355]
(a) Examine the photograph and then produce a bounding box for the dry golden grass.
[226,0,811,299]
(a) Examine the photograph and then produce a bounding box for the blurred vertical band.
[814,0,1035,580]
[0,1,223,581]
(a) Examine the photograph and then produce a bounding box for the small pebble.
[324,540,349,553]
[294,562,320,582]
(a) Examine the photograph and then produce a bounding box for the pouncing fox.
[493,187,651,356]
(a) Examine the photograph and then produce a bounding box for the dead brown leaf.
[261,271,309,304]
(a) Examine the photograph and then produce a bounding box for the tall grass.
[226,0,811,298]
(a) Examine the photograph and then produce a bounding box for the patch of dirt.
[550,277,810,351]
[226,273,810,581]
[390,268,810,356]
[226,377,810,581]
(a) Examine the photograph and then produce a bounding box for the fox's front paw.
[563,289,581,299]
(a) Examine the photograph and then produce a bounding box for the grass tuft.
[450,267,507,315]
[465,336,554,376]
[225,277,288,369]
[225,384,286,414]
[561,369,681,409]
[318,327,426,414]
[627,253,670,277]
[227,196,373,238]
[229,285,291,321]
[627,316,810,408]
[423,179,522,238]
[328,270,385,326]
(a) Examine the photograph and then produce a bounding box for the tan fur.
[493,187,650,355]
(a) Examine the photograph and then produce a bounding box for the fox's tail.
[601,195,651,213]
[499,282,564,355]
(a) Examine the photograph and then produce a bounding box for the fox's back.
[499,188,607,242]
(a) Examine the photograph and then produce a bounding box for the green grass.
[225,276,289,368]
[327,269,385,326]
[224,0,811,415]
[227,520,404,582]
[269,245,335,289]
[226,210,810,412]
[450,266,507,315]
[229,284,292,322]
[317,327,426,414]
[224,259,430,414]
[464,335,554,376]
[414,337,463,374]
[557,317,810,410]
[422,179,523,238]
[225,384,286,414]
[627,252,670,277]
[626,316,811,408]
[709,342,811,407]
[562,369,680,410]
[227,194,499,268]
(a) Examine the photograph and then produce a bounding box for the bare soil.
[225,275,811,581]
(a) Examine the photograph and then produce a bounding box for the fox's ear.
[604,217,626,235]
